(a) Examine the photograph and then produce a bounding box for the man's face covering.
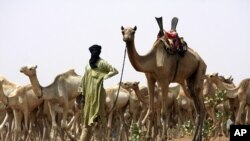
[89,45,101,68]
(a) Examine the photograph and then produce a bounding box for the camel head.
[208,73,235,85]
[0,78,3,85]
[207,73,219,81]
[20,65,38,77]
[120,81,140,90]
[121,26,137,42]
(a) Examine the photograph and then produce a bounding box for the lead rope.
[108,47,127,115]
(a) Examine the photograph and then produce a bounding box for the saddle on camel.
[156,17,187,57]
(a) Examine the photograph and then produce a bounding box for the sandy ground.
[171,136,229,141]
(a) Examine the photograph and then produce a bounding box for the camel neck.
[29,74,42,98]
[215,79,239,98]
[125,41,153,73]
[133,86,148,104]
[215,79,236,91]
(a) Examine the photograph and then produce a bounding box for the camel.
[120,81,178,126]
[105,84,130,141]
[208,73,250,125]
[121,26,207,140]
[0,76,45,141]
[0,79,13,141]
[120,81,161,139]
[79,84,131,141]
[202,74,238,139]
[120,81,195,138]
[120,82,149,127]
[20,65,82,140]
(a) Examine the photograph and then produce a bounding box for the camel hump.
[240,78,250,91]
[67,69,77,75]
[0,76,19,87]
[8,86,25,97]
[61,69,79,78]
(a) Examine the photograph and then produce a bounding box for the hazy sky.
[0,0,249,88]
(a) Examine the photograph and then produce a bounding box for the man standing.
[78,44,118,141]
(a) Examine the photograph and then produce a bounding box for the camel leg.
[48,102,57,140]
[5,111,13,141]
[143,75,156,140]
[156,106,162,139]
[0,111,9,140]
[42,117,49,141]
[62,106,68,129]
[24,116,34,141]
[246,106,250,124]
[13,110,23,141]
[119,109,129,141]
[23,109,29,131]
[0,111,9,132]
[158,80,169,141]
[107,111,113,140]
[187,67,206,141]
[236,100,246,124]
[206,106,217,129]
[69,111,80,138]
[137,107,147,126]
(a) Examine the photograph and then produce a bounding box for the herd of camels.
[0,23,250,141]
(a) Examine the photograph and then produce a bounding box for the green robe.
[78,59,118,126]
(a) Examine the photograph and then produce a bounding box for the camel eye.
[122,31,125,35]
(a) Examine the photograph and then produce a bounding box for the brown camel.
[121,26,207,140]
[121,81,195,138]
[20,65,82,140]
[202,75,233,138]
[208,73,250,124]
[120,81,162,135]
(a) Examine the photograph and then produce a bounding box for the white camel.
[105,84,130,141]
[0,79,14,141]
[20,65,82,140]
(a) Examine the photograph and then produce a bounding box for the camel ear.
[121,26,124,30]
[133,26,137,31]
[136,81,140,85]
[34,65,37,69]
